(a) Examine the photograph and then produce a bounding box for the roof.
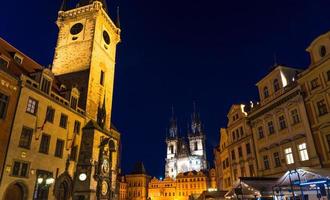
[130,162,147,175]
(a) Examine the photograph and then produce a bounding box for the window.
[327,70,330,81]
[319,45,327,57]
[169,145,174,154]
[291,109,300,124]
[26,97,38,115]
[298,143,309,161]
[279,115,287,130]
[12,161,29,177]
[46,107,55,123]
[233,169,238,180]
[327,134,330,152]
[194,142,198,151]
[263,155,270,170]
[273,79,280,92]
[238,147,243,158]
[231,150,236,160]
[311,78,320,90]
[100,70,105,86]
[263,87,269,98]
[74,120,81,134]
[40,78,51,94]
[0,93,9,119]
[317,100,328,116]
[285,147,294,164]
[258,126,264,139]
[232,131,235,141]
[267,121,275,135]
[246,143,251,155]
[273,152,281,167]
[19,126,33,149]
[55,139,64,158]
[0,57,9,68]
[39,134,51,154]
[59,114,68,128]
[239,127,244,137]
[70,145,78,161]
[71,96,78,110]
[14,54,23,64]
[249,165,255,176]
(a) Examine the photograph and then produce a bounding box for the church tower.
[52,0,121,130]
[165,108,178,178]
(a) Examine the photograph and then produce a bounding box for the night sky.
[2,0,330,178]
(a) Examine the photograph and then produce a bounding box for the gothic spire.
[116,6,121,29]
[168,106,178,139]
[191,102,202,135]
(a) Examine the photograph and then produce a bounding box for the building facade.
[298,31,330,168]
[165,110,207,179]
[0,0,122,199]
[248,65,321,177]
[125,162,151,200]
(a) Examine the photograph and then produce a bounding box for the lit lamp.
[34,174,55,199]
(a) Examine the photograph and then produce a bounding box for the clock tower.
[51,1,121,200]
[52,0,121,130]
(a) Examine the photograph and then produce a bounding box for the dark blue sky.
[2,0,330,177]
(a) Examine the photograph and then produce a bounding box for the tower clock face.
[103,30,110,45]
[70,23,84,35]
[101,181,108,195]
[102,159,110,173]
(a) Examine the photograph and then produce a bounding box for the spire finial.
[116,6,121,29]
[60,0,67,11]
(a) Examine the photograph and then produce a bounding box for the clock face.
[101,181,108,195]
[103,30,110,45]
[102,159,110,173]
[79,173,87,181]
[70,23,83,35]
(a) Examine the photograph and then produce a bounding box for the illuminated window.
[40,77,51,94]
[317,100,328,116]
[298,143,309,161]
[55,139,64,158]
[279,115,287,130]
[263,155,270,170]
[26,97,38,115]
[100,70,105,86]
[246,143,251,155]
[267,121,275,135]
[0,93,9,119]
[291,109,300,124]
[258,126,264,139]
[39,134,51,154]
[285,147,294,164]
[263,87,269,98]
[273,152,281,167]
[311,78,320,90]
[273,79,280,92]
[19,126,33,149]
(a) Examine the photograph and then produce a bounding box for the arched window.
[263,87,269,98]
[194,142,198,151]
[169,145,174,154]
[273,79,280,92]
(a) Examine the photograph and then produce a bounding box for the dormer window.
[273,79,280,92]
[0,56,9,68]
[40,77,51,94]
[70,96,78,110]
[14,53,23,64]
[319,45,327,57]
[310,78,320,90]
[263,87,269,98]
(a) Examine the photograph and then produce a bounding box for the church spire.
[191,102,202,135]
[168,106,178,139]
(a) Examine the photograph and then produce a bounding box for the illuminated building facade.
[165,110,207,179]
[0,0,122,199]
[248,65,321,177]
[148,169,217,200]
[298,31,330,168]
[125,162,151,200]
